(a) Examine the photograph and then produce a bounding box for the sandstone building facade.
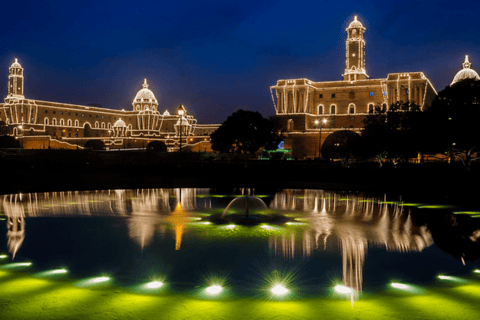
[0,59,219,151]
[271,16,438,159]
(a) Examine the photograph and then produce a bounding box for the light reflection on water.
[0,188,477,294]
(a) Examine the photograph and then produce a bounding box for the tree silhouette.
[146,140,167,152]
[421,78,480,169]
[211,110,281,154]
[362,101,422,165]
[84,140,105,150]
[321,130,362,164]
[0,136,21,148]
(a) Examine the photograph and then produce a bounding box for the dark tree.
[0,136,21,148]
[321,130,362,164]
[421,78,480,169]
[210,110,281,154]
[0,121,8,136]
[84,139,105,150]
[362,101,422,165]
[146,140,167,152]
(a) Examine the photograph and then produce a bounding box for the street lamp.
[178,108,184,154]
[314,119,327,159]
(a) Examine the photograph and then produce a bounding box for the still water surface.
[1,188,479,297]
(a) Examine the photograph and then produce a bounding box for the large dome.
[451,55,480,85]
[133,79,158,103]
[132,79,159,111]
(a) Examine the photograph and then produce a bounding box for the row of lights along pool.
[2,256,480,299]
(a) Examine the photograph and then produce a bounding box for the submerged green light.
[271,284,289,296]
[205,285,223,295]
[0,262,32,269]
[145,281,164,289]
[334,285,353,294]
[391,282,410,290]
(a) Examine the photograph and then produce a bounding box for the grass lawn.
[1,270,479,319]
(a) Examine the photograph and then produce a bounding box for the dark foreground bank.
[1,149,478,206]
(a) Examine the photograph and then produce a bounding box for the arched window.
[60,119,65,126]
[368,104,374,113]
[318,105,324,115]
[108,123,111,129]
[44,118,49,125]
[52,118,57,125]
[128,124,132,131]
[95,121,99,128]
[67,119,72,126]
[330,105,336,115]
[348,103,355,114]
[101,122,105,129]
[75,120,79,127]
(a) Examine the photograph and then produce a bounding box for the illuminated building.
[0,60,219,150]
[270,15,438,159]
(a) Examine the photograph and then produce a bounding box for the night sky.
[1,0,479,124]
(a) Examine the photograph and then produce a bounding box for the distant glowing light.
[335,285,353,294]
[391,282,410,290]
[34,268,68,278]
[437,275,465,283]
[205,285,223,295]
[271,284,289,296]
[1,262,32,269]
[474,269,480,274]
[91,276,110,283]
[0,254,8,259]
[224,224,236,230]
[146,281,164,289]
[50,268,67,274]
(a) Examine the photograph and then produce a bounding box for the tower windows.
[319,94,323,99]
[369,92,374,97]
[331,93,336,98]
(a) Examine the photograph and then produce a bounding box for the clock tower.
[343,16,368,81]
[8,58,24,99]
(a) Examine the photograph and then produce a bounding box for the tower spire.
[463,55,472,69]
[343,15,368,81]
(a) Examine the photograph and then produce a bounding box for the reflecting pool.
[1,188,479,305]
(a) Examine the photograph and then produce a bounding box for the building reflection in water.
[1,188,434,293]
[269,189,433,292]
[1,188,206,256]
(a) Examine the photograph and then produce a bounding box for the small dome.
[163,110,170,116]
[451,55,480,85]
[10,58,22,69]
[133,79,158,103]
[347,16,365,29]
[113,118,126,127]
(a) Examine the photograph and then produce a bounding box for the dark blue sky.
[1,0,479,124]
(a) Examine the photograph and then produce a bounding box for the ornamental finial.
[463,55,472,69]
[142,78,149,89]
